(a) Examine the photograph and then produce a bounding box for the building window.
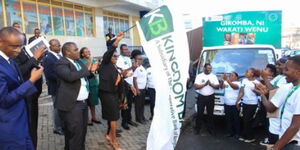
[23,1,38,34]
[38,4,52,35]
[75,11,84,36]
[1,0,95,37]
[52,7,63,35]
[103,10,130,38]
[5,0,22,28]
[64,8,75,36]
[85,13,93,37]
[0,0,4,28]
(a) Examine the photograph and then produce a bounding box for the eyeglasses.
[51,44,61,47]
[8,44,24,50]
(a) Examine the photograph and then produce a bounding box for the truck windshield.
[198,48,276,77]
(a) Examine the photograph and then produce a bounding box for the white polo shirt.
[269,74,287,135]
[146,67,155,89]
[271,83,300,145]
[241,78,260,105]
[270,74,287,88]
[223,81,241,106]
[133,65,147,90]
[116,55,133,85]
[67,58,89,101]
[194,72,219,96]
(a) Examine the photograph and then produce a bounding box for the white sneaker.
[260,138,274,147]
[238,137,245,141]
[244,138,256,143]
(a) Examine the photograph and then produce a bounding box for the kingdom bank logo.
[139,5,173,41]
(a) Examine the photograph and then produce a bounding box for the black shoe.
[233,135,240,140]
[137,120,146,125]
[116,133,122,137]
[208,129,216,136]
[128,121,138,127]
[149,116,153,120]
[92,119,102,124]
[122,123,130,130]
[225,134,234,137]
[194,129,200,135]
[88,122,93,126]
[53,130,64,135]
[117,129,122,133]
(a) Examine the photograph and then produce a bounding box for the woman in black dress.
[98,32,124,150]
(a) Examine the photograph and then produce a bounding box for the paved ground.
[38,90,151,150]
[37,85,268,150]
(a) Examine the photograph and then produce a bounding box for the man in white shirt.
[194,63,219,135]
[116,44,138,130]
[55,42,98,150]
[260,58,288,146]
[257,55,300,150]
[132,50,147,124]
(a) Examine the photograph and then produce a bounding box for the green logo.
[139,5,173,41]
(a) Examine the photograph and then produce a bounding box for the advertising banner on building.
[136,2,189,150]
[203,11,282,48]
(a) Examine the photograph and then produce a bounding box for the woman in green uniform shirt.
[80,47,102,125]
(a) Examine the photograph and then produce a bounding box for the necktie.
[74,61,89,92]
[9,59,22,81]
[57,54,62,59]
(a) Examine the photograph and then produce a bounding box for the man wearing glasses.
[0,27,44,150]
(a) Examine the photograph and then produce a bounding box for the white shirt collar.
[49,50,60,59]
[0,50,10,63]
[66,57,75,63]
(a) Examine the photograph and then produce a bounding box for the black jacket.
[54,57,93,111]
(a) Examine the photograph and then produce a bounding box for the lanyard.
[280,84,300,120]
[74,61,90,91]
[274,75,284,87]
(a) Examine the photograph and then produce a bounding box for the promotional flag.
[136,1,190,150]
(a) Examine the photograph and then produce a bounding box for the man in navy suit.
[0,27,44,149]
[28,28,41,44]
[43,39,64,135]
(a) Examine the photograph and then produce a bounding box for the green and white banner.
[136,2,189,150]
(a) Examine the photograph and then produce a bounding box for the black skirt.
[99,91,120,121]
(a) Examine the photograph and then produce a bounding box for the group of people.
[0,25,156,150]
[194,56,300,150]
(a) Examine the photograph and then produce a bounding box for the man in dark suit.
[14,33,46,148]
[55,42,98,150]
[12,22,27,45]
[43,39,64,135]
[28,28,41,44]
[105,27,115,50]
[0,27,44,150]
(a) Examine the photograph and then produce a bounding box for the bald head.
[49,39,61,53]
[0,27,24,58]
[62,42,79,60]
[0,27,23,40]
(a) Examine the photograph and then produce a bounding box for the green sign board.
[203,11,282,48]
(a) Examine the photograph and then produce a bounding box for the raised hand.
[29,65,44,83]
[33,45,46,61]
